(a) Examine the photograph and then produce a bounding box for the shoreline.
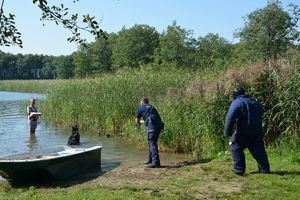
[0,153,299,199]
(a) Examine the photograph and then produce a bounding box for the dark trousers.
[147,131,160,166]
[230,137,270,174]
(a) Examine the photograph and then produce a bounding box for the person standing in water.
[26,98,39,134]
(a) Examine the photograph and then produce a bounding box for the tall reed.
[0,80,65,93]
[41,67,195,133]
[2,61,300,155]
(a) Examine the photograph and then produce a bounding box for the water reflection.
[0,91,45,101]
[27,134,37,150]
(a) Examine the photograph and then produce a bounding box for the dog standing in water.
[68,125,80,145]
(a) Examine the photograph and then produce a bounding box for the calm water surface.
[0,91,189,170]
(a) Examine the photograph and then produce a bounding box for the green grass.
[229,149,300,200]
[0,79,66,93]
[0,149,299,200]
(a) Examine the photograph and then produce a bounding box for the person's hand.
[228,136,233,145]
[135,118,143,127]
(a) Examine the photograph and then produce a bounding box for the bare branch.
[0,0,5,21]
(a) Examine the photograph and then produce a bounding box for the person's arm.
[26,106,30,115]
[135,106,145,127]
[224,101,240,137]
[135,117,142,127]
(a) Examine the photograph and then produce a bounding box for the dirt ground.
[0,158,244,199]
[77,159,243,199]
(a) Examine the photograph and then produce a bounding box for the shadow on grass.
[271,171,300,176]
[6,161,121,188]
[249,170,300,176]
[161,159,211,169]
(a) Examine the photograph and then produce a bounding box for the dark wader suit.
[136,104,162,166]
[224,95,270,174]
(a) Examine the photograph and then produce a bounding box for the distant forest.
[0,1,299,80]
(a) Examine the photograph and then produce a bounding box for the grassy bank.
[0,149,299,200]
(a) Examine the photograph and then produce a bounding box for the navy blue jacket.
[136,104,162,132]
[224,95,264,144]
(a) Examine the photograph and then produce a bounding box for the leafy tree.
[288,3,300,41]
[0,51,58,80]
[14,54,44,79]
[236,1,299,61]
[55,55,74,79]
[89,37,112,74]
[14,54,30,79]
[111,24,159,69]
[73,44,92,77]
[196,33,232,69]
[155,22,196,68]
[73,37,112,77]
[42,56,56,79]
[28,54,44,79]
[0,51,17,79]
[0,0,106,48]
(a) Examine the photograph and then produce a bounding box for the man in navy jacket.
[224,86,270,175]
[136,97,163,168]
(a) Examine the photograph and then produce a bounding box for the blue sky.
[0,0,298,56]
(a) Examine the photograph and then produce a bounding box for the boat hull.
[0,145,102,181]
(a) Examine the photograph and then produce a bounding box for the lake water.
[0,91,189,171]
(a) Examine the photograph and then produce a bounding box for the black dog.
[68,125,80,145]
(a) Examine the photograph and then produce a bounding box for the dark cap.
[232,86,245,99]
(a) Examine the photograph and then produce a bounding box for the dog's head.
[72,125,79,135]
[68,125,80,145]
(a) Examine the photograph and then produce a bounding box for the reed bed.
[42,69,191,125]
[1,62,300,156]
[38,67,230,155]
[0,79,66,93]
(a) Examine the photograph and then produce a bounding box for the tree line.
[0,1,299,80]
